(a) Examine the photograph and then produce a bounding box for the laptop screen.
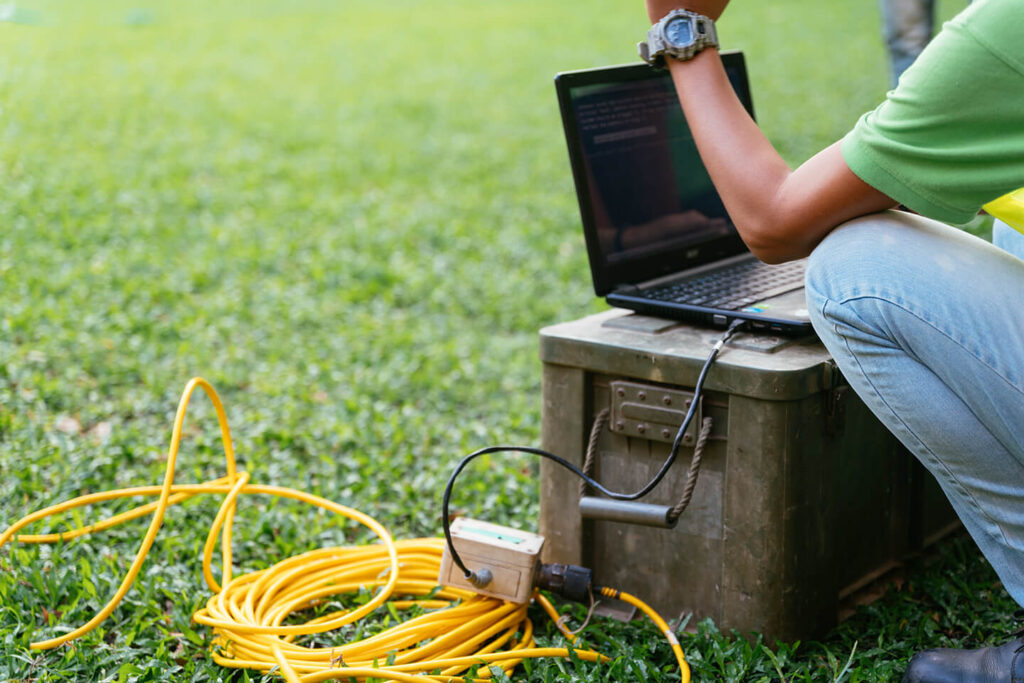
[556,53,755,296]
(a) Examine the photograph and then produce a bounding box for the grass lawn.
[0,0,1016,680]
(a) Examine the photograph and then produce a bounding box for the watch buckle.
[637,41,651,64]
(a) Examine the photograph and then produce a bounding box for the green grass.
[0,0,1015,680]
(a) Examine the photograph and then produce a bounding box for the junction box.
[438,518,545,604]
[538,310,958,643]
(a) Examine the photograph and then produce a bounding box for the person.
[879,0,972,88]
[880,0,936,87]
[636,1,1024,680]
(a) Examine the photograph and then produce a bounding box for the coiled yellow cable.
[0,377,690,682]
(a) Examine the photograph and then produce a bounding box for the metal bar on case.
[579,496,678,529]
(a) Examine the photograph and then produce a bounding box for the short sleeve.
[841,0,1024,225]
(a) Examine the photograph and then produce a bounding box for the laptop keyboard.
[644,259,806,311]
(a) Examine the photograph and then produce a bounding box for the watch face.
[665,16,694,47]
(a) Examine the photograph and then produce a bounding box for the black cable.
[442,318,748,581]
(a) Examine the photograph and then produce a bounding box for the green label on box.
[462,525,525,545]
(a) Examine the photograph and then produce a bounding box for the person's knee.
[806,214,889,306]
[804,212,918,339]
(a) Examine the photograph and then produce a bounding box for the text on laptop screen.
[569,76,730,265]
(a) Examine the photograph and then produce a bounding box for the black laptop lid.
[555,52,755,296]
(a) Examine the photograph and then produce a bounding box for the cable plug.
[712,317,749,352]
[535,563,593,604]
[467,568,493,588]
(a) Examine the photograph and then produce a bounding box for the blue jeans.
[805,211,1024,606]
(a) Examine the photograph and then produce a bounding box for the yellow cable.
[0,377,689,682]
[598,586,691,683]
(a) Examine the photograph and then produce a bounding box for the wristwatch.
[638,9,718,67]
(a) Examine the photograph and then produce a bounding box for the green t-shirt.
[841,0,1024,227]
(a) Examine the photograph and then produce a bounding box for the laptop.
[555,52,814,336]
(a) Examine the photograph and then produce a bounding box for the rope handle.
[578,407,713,524]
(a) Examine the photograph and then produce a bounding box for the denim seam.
[820,294,1014,550]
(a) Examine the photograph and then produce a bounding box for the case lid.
[539,310,838,400]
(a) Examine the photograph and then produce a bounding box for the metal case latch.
[609,380,700,445]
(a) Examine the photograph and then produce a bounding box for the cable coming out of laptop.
[441,317,748,585]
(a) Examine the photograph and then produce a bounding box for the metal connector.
[468,568,493,588]
[535,563,593,604]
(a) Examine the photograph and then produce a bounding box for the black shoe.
[901,635,1024,682]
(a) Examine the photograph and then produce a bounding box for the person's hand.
[644,0,730,24]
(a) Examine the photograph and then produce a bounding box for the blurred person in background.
[880,0,970,87]
[881,0,936,86]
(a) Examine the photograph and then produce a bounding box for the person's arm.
[645,2,897,263]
